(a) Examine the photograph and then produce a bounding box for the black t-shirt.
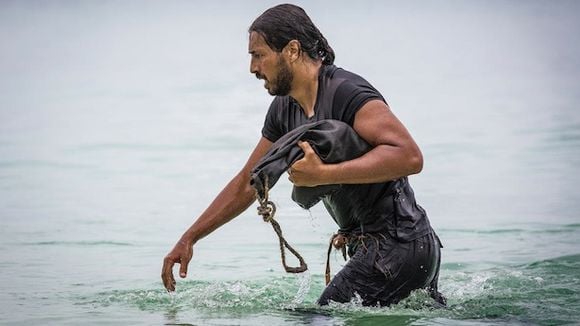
[261,65,385,142]
[260,65,431,241]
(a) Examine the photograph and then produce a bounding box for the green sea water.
[1,1,579,325]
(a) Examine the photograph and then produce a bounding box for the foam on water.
[74,253,579,325]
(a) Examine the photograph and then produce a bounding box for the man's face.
[248,31,293,96]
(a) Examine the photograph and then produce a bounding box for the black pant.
[317,231,445,307]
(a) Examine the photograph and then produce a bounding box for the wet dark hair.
[249,4,335,65]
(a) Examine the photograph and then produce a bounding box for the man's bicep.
[353,100,415,148]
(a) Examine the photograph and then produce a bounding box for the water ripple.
[21,240,134,247]
[75,254,580,325]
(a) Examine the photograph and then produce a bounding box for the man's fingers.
[298,141,314,155]
[162,257,176,292]
[179,255,189,278]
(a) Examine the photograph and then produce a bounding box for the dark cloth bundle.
[250,119,432,241]
[250,119,371,208]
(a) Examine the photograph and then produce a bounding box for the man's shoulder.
[321,65,379,99]
[323,65,366,83]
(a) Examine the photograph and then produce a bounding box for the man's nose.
[250,60,259,75]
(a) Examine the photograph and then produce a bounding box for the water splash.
[83,276,319,313]
[77,254,580,325]
[439,254,580,323]
[286,270,311,309]
[306,209,320,229]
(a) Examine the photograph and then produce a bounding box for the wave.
[67,139,251,154]
[77,254,580,325]
[440,223,580,235]
[82,274,316,313]
[440,253,580,324]
[0,159,92,170]
[22,240,134,247]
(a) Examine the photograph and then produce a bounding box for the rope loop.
[255,177,308,274]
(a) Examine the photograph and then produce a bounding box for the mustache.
[255,73,266,80]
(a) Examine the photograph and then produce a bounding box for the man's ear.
[284,40,301,62]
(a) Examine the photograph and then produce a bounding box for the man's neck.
[289,62,323,118]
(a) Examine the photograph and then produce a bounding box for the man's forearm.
[322,144,423,185]
[181,172,256,245]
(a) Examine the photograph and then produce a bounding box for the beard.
[268,56,293,96]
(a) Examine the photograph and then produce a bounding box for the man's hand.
[161,238,193,292]
[288,141,330,187]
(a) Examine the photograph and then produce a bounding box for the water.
[1,1,580,325]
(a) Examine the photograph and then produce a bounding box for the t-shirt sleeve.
[333,80,385,126]
[261,97,284,142]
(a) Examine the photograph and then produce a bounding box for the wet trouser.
[317,230,446,307]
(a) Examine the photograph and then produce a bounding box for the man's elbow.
[237,170,256,195]
[408,149,424,175]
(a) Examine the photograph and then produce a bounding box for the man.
[162,4,445,307]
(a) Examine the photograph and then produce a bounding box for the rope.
[325,233,348,285]
[256,181,308,274]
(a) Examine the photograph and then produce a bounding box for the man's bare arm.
[162,136,272,291]
[289,99,422,186]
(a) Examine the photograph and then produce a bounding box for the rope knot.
[257,199,276,223]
